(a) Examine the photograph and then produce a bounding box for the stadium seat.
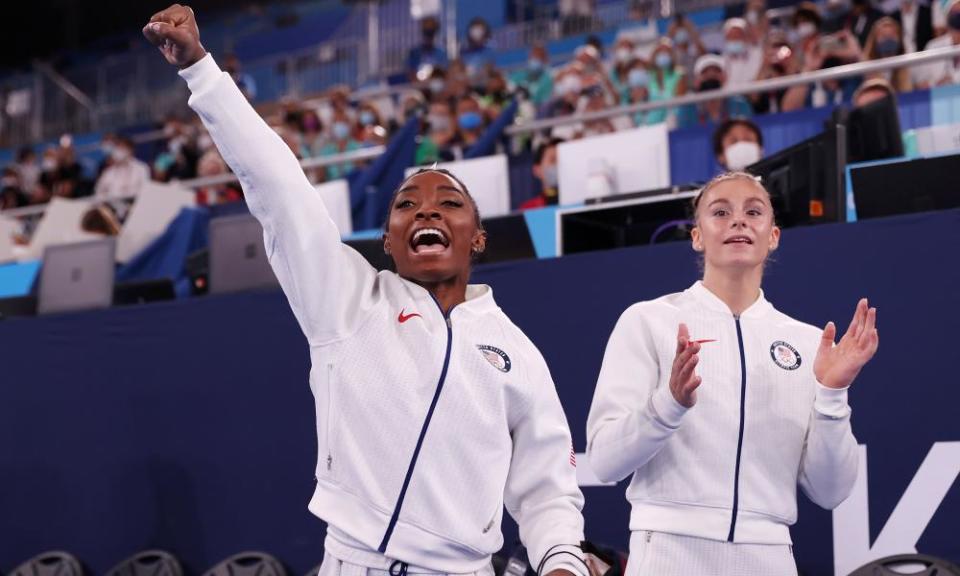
[202,552,287,576]
[7,551,84,576]
[104,550,182,576]
[848,554,960,575]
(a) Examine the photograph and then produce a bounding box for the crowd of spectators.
[2,0,959,217]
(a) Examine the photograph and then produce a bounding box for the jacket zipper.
[378,296,455,553]
[326,363,334,472]
[727,315,748,542]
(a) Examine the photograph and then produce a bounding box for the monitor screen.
[845,94,904,164]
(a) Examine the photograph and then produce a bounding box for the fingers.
[857,306,877,348]
[819,321,836,351]
[676,349,699,383]
[682,375,703,399]
[845,298,867,340]
[676,323,689,356]
[143,21,192,47]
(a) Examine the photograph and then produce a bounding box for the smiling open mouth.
[410,227,450,254]
[724,236,753,245]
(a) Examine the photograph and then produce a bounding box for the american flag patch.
[569,446,577,467]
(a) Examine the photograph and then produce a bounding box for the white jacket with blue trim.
[586,281,859,545]
[179,54,586,575]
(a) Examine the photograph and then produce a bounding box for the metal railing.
[506,44,960,135]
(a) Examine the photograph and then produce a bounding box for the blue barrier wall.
[2,209,959,575]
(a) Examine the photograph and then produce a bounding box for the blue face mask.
[458,111,483,131]
[655,52,673,70]
[875,38,900,57]
[628,68,649,88]
[726,41,746,56]
[674,29,690,44]
[359,111,375,126]
[332,122,351,141]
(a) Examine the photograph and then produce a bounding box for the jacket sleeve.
[798,383,859,509]
[504,347,587,576]
[179,54,378,346]
[586,304,688,484]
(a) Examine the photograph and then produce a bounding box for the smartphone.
[819,34,846,53]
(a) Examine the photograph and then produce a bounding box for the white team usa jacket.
[180,55,586,575]
[586,282,859,545]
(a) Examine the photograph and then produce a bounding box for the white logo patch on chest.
[770,340,802,370]
[477,345,511,373]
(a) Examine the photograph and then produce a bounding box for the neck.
[420,277,469,314]
[701,265,763,316]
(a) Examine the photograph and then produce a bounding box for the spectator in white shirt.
[915,0,960,88]
[94,136,150,201]
[723,18,764,87]
[893,0,936,53]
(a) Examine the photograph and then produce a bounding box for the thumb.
[143,21,192,47]
[820,321,836,351]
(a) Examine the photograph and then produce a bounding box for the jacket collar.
[687,280,772,319]
[402,277,499,317]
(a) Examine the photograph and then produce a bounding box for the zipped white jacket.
[586,282,858,544]
[180,55,586,575]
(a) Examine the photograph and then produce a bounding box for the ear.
[768,225,781,252]
[383,233,391,255]
[691,225,704,252]
[472,229,488,255]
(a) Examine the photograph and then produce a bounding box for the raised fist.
[143,4,207,69]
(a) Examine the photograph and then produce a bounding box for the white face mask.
[111,148,131,162]
[797,22,817,39]
[724,141,762,170]
[615,48,632,63]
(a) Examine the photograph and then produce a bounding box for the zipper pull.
[327,455,333,470]
[445,316,452,329]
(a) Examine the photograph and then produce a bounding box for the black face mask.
[698,78,723,92]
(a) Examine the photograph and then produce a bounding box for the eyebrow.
[396,184,466,196]
[708,196,767,207]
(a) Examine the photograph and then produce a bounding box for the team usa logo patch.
[477,345,511,373]
[770,341,802,370]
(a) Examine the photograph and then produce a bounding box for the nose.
[415,207,441,221]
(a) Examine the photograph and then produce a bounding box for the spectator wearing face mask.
[744,0,770,41]
[357,103,388,147]
[224,53,257,101]
[14,147,39,194]
[677,54,752,129]
[792,2,825,65]
[153,117,199,182]
[863,18,913,92]
[456,96,486,150]
[52,139,89,198]
[300,109,326,158]
[751,33,796,114]
[647,39,688,126]
[580,86,618,137]
[408,17,448,82]
[1,167,27,210]
[782,27,864,111]
[915,0,960,88]
[319,110,361,181]
[822,0,852,34]
[667,14,707,82]
[424,67,449,103]
[893,0,935,53]
[521,138,564,210]
[626,62,657,126]
[723,18,764,87]
[510,44,554,106]
[462,18,495,86]
[95,136,150,201]
[713,118,764,171]
[415,100,458,165]
[610,38,638,104]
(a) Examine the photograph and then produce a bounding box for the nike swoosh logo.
[398,309,422,323]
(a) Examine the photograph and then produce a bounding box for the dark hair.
[712,118,763,157]
[384,167,484,233]
[17,147,35,162]
[792,2,823,29]
[534,138,565,166]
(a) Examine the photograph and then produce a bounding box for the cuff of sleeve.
[178,52,221,93]
[540,561,588,576]
[814,382,851,419]
[649,385,688,429]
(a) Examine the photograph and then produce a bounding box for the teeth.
[413,228,447,243]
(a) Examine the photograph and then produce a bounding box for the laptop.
[208,214,279,294]
[38,238,116,315]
